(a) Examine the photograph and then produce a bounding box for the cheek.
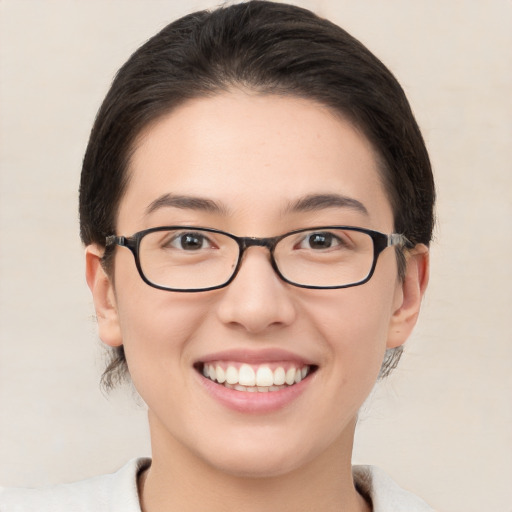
[112,261,211,387]
[308,277,398,382]
[114,290,217,427]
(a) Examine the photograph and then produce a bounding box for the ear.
[85,245,123,347]
[387,244,430,349]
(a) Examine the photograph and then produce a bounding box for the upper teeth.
[202,363,310,388]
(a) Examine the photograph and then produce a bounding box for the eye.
[297,231,342,250]
[168,232,212,251]
[295,231,344,251]
[309,232,335,249]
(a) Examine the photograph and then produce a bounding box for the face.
[88,90,426,478]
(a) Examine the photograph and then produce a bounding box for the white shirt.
[0,458,435,511]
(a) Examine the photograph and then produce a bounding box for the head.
[80,1,434,473]
[80,1,434,389]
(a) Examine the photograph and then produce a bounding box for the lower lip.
[197,372,312,413]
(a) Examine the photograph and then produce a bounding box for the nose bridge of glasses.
[236,236,280,273]
[239,236,277,252]
[232,236,281,286]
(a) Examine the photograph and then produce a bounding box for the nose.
[216,247,297,334]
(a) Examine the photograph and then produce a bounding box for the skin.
[86,90,429,512]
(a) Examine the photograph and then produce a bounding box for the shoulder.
[353,465,436,512]
[0,458,150,512]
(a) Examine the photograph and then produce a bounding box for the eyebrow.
[285,193,369,216]
[145,192,368,218]
[145,193,230,216]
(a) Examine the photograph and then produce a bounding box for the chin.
[190,426,325,479]
[205,449,306,479]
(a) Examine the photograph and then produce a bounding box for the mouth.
[195,361,317,393]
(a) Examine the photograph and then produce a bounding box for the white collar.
[353,465,435,511]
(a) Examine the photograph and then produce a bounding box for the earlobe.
[85,245,123,347]
[387,244,430,349]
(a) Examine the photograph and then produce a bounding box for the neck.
[139,414,371,512]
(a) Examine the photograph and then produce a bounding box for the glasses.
[105,226,410,292]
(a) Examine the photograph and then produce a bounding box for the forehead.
[119,91,393,233]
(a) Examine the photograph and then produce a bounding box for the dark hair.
[79,1,435,390]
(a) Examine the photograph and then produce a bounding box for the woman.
[1,1,435,510]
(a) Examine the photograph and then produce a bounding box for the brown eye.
[169,232,210,251]
[297,232,341,250]
[308,233,334,249]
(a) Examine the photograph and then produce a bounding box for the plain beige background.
[0,1,511,511]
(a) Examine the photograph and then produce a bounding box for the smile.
[200,362,314,393]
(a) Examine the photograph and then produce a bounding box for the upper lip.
[196,348,316,366]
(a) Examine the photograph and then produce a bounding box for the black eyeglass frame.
[105,226,411,292]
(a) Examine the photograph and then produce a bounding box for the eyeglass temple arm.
[388,233,412,248]
[105,235,127,247]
